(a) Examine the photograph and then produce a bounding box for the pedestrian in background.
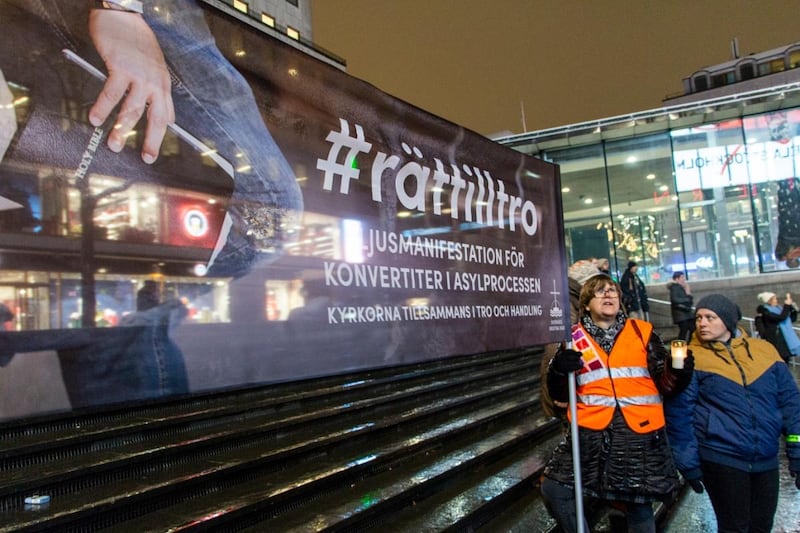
[756,291,800,362]
[541,274,693,533]
[667,271,694,341]
[665,294,800,533]
[620,261,649,320]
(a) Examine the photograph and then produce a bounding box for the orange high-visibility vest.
[568,319,665,434]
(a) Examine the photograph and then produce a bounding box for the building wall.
[499,44,800,301]
[666,69,800,106]
[500,95,800,309]
[537,108,800,283]
[249,0,312,42]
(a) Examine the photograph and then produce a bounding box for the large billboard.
[0,0,568,420]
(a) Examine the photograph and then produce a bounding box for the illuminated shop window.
[543,144,615,274]
[769,58,785,73]
[790,50,800,69]
[605,133,679,284]
[742,109,800,272]
[286,26,300,40]
[261,12,275,27]
[233,0,248,13]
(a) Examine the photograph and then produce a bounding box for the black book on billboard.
[0,45,235,273]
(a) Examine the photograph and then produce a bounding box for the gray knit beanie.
[568,260,602,285]
[695,294,741,335]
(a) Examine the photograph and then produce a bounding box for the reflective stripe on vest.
[567,319,665,434]
[579,393,663,408]
[576,366,651,386]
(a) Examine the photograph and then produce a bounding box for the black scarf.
[580,310,627,354]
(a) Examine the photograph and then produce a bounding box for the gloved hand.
[688,478,704,494]
[660,349,695,397]
[792,471,800,490]
[551,348,584,374]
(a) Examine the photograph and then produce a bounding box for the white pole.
[568,368,585,533]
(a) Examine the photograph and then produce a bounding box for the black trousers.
[701,460,779,533]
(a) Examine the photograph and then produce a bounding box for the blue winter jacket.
[664,329,800,481]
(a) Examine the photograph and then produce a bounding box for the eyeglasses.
[593,287,619,298]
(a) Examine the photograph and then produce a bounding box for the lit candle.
[671,340,687,369]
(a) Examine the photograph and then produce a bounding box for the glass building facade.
[497,84,800,287]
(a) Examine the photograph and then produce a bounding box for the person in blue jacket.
[755,291,800,362]
[664,294,800,533]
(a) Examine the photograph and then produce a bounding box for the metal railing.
[649,298,799,367]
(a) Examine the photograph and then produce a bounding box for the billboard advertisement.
[0,0,568,420]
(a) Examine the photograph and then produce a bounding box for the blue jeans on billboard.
[145,0,304,278]
[59,303,190,408]
[12,0,303,406]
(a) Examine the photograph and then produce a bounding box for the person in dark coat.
[755,291,800,361]
[541,274,693,533]
[620,261,649,319]
[136,280,160,312]
[668,271,694,341]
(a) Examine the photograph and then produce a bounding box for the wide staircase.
[0,348,678,532]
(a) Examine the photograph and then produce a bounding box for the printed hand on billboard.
[88,9,174,164]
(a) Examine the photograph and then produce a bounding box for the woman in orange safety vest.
[540,273,694,533]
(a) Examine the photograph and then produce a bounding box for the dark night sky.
[310,0,800,136]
